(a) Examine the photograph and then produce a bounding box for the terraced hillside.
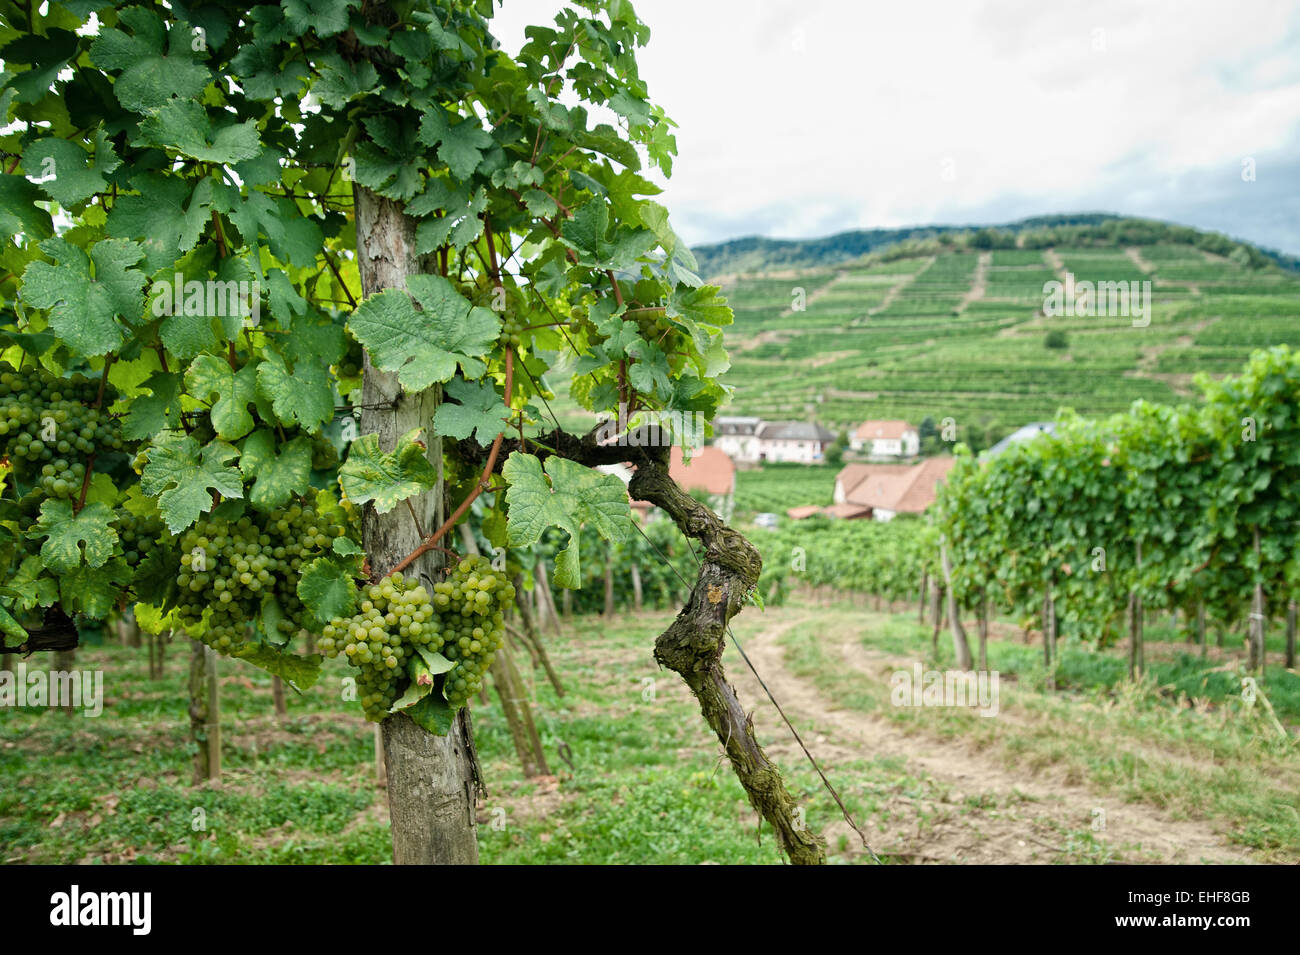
[718,240,1300,447]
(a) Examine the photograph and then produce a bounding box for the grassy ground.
[1,595,1294,864]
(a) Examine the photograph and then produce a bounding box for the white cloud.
[491,1,1300,253]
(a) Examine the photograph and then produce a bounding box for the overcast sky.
[491,1,1300,255]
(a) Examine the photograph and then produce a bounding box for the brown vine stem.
[210,210,228,258]
[95,354,114,409]
[74,455,95,514]
[379,348,514,581]
[323,248,357,308]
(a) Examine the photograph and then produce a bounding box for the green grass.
[0,614,872,864]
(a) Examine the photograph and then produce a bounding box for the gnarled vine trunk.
[628,457,826,866]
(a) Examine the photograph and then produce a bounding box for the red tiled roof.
[837,457,954,513]
[822,502,872,519]
[668,445,735,496]
[786,505,823,520]
[854,419,914,441]
[835,463,876,497]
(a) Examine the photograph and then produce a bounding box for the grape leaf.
[137,99,263,164]
[0,173,55,240]
[89,6,210,113]
[665,283,732,356]
[0,28,81,104]
[297,556,358,626]
[390,648,445,712]
[59,562,131,619]
[502,452,634,588]
[332,536,363,557]
[347,274,498,392]
[418,105,493,180]
[22,130,121,207]
[30,500,119,573]
[6,555,59,610]
[626,338,672,399]
[239,430,312,510]
[186,354,260,439]
[433,377,505,444]
[107,174,212,273]
[282,0,359,40]
[131,544,177,607]
[339,429,437,514]
[140,434,244,533]
[122,370,183,439]
[257,347,335,432]
[405,686,454,735]
[231,641,323,690]
[20,237,144,357]
[0,604,28,648]
[559,199,658,270]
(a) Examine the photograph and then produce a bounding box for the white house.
[755,421,835,464]
[712,416,762,464]
[850,420,919,458]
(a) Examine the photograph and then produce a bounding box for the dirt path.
[868,256,935,317]
[957,251,991,312]
[727,613,1254,865]
[1125,245,1156,274]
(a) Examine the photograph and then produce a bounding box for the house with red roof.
[849,419,919,459]
[790,456,954,522]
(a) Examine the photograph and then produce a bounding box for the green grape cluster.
[434,556,513,709]
[0,364,124,477]
[319,574,440,720]
[500,316,526,347]
[310,432,339,469]
[319,557,515,722]
[117,510,165,564]
[172,500,351,652]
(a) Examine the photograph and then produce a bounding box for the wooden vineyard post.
[603,541,615,618]
[976,591,990,671]
[1196,602,1207,659]
[272,676,287,721]
[205,647,221,782]
[534,559,563,636]
[630,563,643,611]
[939,541,973,670]
[1128,540,1144,679]
[1249,527,1265,673]
[1287,599,1296,670]
[188,638,221,784]
[1042,590,1056,690]
[354,183,478,865]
